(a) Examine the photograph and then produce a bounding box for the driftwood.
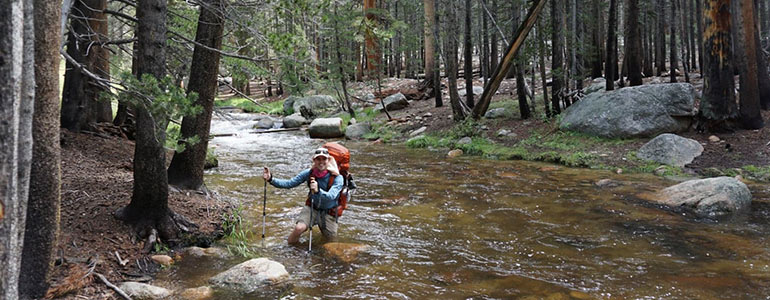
[95,273,131,300]
[249,128,302,134]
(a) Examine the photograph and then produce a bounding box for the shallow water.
[157,111,770,299]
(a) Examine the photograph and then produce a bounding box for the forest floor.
[46,129,230,299]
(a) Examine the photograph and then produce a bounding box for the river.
[156,111,770,299]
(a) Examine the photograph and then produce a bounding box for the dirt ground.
[46,130,229,299]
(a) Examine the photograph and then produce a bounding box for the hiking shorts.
[297,206,338,239]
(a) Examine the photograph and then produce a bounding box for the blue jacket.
[269,169,344,210]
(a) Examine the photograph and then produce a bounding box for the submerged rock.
[209,258,289,293]
[254,118,275,130]
[183,246,228,258]
[636,133,703,167]
[323,242,370,263]
[643,177,752,218]
[308,118,344,138]
[119,282,171,300]
[560,83,696,138]
[178,286,213,300]
[283,113,308,128]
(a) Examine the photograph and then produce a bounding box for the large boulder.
[345,122,371,140]
[582,78,607,95]
[283,113,308,128]
[560,83,697,138]
[380,93,409,111]
[254,117,275,129]
[118,282,172,300]
[643,177,752,218]
[283,95,338,116]
[637,134,703,167]
[484,108,508,119]
[209,258,289,294]
[308,117,344,138]
[458,86,484,97]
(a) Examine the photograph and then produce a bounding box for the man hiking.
[263,147,344,244]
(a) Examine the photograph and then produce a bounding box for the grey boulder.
[284,95,338,116]
[646,177,752,218]
[209,258,289,294]
[458,86,484,97]
[254,117,275,129]
[637,134,704,167]
[560,83,697,138]
[308,117,344,138]
[283,113,308,128]
[484,108,508,119]
[380,93,409,111]
[345,122,372,140]
[118,282,172,300]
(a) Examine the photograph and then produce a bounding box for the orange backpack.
[306,142,353,217]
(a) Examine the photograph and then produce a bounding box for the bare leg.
[288,222,308,244]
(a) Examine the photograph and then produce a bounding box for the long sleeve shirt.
[269,169,344,210]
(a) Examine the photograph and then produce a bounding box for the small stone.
[423,112,433,118]
[497,129,511,137]
[448,149,464,158]
[708,135,721,143]
[457,137,473,145]
[410,126,427,137]
[569,291,592,299]
[349,118,357,125]
[654,166,668,176]
[616,168,623,174]
[735,175,744,182]
[595,179,621,188]
[151,255,173,266]
[415,116,423,121]
[119,282,172,299]
[178,286,214,300]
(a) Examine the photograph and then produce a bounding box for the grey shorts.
[297,205,338,239]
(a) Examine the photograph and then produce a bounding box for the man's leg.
[320,214,338,240]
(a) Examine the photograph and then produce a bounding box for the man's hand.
[262,167,271,182]
[309,177,319,194]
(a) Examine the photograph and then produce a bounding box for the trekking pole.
[262,179,267,247]
[308,199,313,252]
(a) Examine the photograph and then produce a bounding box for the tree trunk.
[490,0,499,74]
[423,0,435,88]
[696,0,704,72]
[643,0,655,76]
[737,0,764,128]
[626,0,643,85]
[655,0,667,75]
[679,0,690,83]
[364,0,380,76]
[686,0,697,70]
[444,1,466,121]
[433,0,443,108]
[482,0,489,85]
[167,0,226,190]
[701,0,738,129]
[606,0,618,90]
[514,4,531,118]
[670,0,679,83]
[19,0,62,297]
[0,1,34,298]
[755,0,770,109]
[61,0,111,131]
[539,17,551,117]
[464,0,474,108]
[553,0,565,113]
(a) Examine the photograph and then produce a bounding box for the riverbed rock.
[484,108,508,119]
[380,93,409,111]
[151,255,173,266]
[283,113,308,128]
[178,286,213,300]
[448,149,464,158]
[308,117,344,138]
[119,282,171,299]
[457,137,473,145]
[323,242,370,263]
[560,83,697,138]
[209,258,289,293]
[345,122,371,140]
[644,177,752,218]
[636,134,704,167]
[254,118,275,130]
[458,86,484,97]
[183,246,228,258]
[595,179,621,188]
[283,95,338,116]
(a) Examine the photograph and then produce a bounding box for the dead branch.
[217,79,268,108]
[95,273,132,300]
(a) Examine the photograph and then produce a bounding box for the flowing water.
[157,111,770,299]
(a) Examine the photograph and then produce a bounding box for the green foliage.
[363,124,399,143]
[153,242,170,254]
[215,97,285,115]
[112,72,202,152]
[221,204,259,258]
[448,118,482,139]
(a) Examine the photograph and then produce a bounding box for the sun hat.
[312,147,331,160]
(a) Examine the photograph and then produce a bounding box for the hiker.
[263,147,344,244]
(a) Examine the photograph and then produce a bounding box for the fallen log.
[249,128,302,134]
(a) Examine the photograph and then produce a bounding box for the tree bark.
[19,0,62,297]
[167,0,226,190]
[670,0,679,83]
[538,17,551,117]
[464,0,474,108]
[364,0,380,76]
[755,0,770,109]
[444,1,466,121]
[590,0,604,78]
[423,0,436,88]
[655,0,667,75]
[626,0,643,85]
[490,0,498,74]
[606,0,618,90]
[701,0,738,129]
[514,3,531,118]
[696,0,704,72]
[482,0,489,85]
[552,0,565,112]
[0,1,34,299]
[433,0,443,108]
[737,0,764,128]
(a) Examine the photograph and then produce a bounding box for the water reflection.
[156,112,770,299]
